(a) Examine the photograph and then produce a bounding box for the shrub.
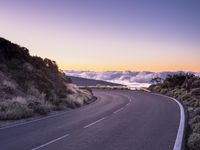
[67,94,83,108]
[0,101,33,120]
[191,80,200,89]
[152,85,162,92]
[189,116,200,125]
[26,96,53,115]
[164,73,194,88]
[193,123,200,134]
[181,93,191,101]
[187,133,200,150]
[12,96,27,105]
[2,80,16,89]
[194,108,200,116]
[32,103,52,115]
[191,88,200,96]
[160,88,168,94]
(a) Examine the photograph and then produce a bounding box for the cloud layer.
[65,71,200,88]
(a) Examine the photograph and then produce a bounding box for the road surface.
[0,90,185,150]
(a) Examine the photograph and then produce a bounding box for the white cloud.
[64,70,200,88]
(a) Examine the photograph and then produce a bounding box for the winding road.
[0,90,185,150]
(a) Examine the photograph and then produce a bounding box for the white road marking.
[152,93,185,150]
[31,134,69,150]
[84,96,132,128]
[172,97,185,150]
[126,103,130,106]
[113,98,132,114]
[83,117,106,128]
[113,107,124,114]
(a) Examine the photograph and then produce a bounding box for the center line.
[126,103,130,106]
[113,107,124,114]
[84,117,106,128]
[31,134,69,150]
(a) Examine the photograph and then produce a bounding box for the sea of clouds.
[65,71,200,88]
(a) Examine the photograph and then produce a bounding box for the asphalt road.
[0,90,184,150]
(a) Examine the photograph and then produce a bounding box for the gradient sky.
[0,0,200,72]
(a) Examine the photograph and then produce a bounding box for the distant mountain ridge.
[65,70,200,88]
[69,76,123,86]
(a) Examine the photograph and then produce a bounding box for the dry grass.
[2,80,16,90]
[0,100,33,120]
[0,83,95,120]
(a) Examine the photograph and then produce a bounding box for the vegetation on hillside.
[149,73,200,150]
[0,37,95,120]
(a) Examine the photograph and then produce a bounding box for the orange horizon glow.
[59,63,200,72]
[0,1,199,73]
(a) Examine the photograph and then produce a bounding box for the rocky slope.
[0,37,95,120]
[149,73,200,150]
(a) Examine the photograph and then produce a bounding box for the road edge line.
[113,107,125,114]
[152,93,186,150]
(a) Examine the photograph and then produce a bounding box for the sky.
[0,0,200,72]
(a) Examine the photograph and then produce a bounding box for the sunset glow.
[0,0,199,72]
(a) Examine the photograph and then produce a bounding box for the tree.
[44,58,59,73]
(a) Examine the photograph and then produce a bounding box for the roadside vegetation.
[0,37,95,120]
[79,85,130,91]
[149,73,200,150]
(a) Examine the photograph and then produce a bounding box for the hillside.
[68,76,123,86]
[0,37,95,120]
